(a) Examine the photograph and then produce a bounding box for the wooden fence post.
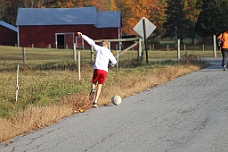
[78,49,81,80]
[177,39,180,59]
[73,43,77,61]
[116,49,119,72]
[213,35,217,57]
[138,38,142,60]
[22,47,26,63]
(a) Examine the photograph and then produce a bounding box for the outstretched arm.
[77,32,99,50]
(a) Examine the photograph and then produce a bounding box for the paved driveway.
[1,58,228,152]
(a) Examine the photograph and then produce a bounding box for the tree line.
[1,0,228,43]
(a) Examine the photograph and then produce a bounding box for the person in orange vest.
[218,29,228,71]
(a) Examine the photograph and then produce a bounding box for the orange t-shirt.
[218,32,228,49]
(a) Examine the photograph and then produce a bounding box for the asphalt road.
[1,58,228,152]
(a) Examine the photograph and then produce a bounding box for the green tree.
[0,0,7,19]
[42,0,69,8]
[163,0,189,44]
[195,0,228,38]
[183,0,201,43]
[4,0,23,25]
[151,0,167,37]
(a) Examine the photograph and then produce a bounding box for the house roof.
[16,7,121,28]
[0,20,18,32]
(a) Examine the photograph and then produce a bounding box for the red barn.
[16,7,122,49]
[0,21,18,46]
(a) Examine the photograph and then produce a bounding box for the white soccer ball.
[111,95,122,106]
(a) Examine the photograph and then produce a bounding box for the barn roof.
[0,20,18,32]
[16,7,97,26]
[16,7,121,28]
[96,11,121,28]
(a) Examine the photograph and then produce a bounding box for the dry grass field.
[0,46,211,143]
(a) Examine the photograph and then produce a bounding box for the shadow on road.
[200,58,223,71]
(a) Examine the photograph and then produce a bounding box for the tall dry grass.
[0,61,207,143]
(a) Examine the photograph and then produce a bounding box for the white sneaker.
[93,102,98,108]
[223,65,226,71]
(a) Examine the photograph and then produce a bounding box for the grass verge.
[0,47,210,143]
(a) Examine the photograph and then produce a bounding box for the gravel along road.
[1,58,228,152]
